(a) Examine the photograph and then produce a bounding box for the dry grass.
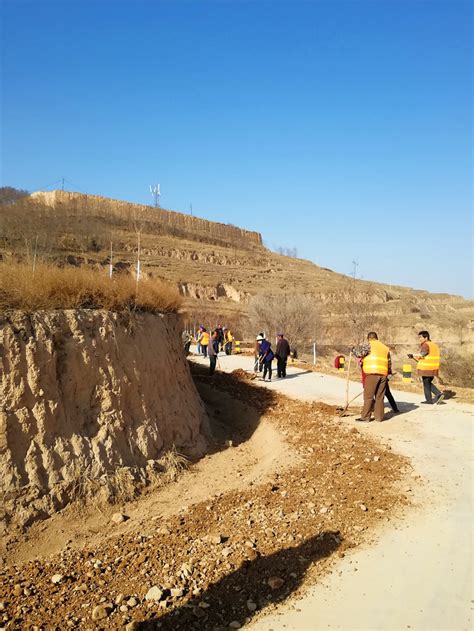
[0,261,182,314]
[157,446,190,483]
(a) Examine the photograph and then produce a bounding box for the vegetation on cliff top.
[0,262,182,313]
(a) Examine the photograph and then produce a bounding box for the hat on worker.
[277,333,284,337]
[256,334,264,341]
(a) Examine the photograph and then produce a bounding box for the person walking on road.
[208,330,219,375]
[259,335,275,382]
[275,333,291,378]
[408,330,444,404]
[352,332,390,423]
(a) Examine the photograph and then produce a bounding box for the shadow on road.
[385,401,419,419]
[136,531,342,630]
[189,362,279,454]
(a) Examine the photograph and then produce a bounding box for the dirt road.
[193,352,473,631]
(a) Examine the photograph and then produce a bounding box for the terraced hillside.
[1,190,473,362]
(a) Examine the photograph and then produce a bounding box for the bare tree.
[248,293,321,347]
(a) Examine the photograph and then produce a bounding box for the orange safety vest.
[200,331,209,345]
[362,340,389,376]
[417,341,440,372]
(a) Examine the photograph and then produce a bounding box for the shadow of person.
[277,369,314,380]
[385,401,419,419]
[136,531,342,630]
[441,389,456,400]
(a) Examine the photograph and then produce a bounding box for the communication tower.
[149,184,161,208]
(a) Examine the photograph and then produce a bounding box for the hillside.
[1,190,473,360]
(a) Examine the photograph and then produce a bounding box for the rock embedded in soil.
[111,513,128,524]
[91,604,110,620]
[145,586,163,601]
[267,576,285,590]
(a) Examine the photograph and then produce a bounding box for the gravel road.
[192,351,473,631]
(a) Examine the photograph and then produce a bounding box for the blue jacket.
[259,340,274,362]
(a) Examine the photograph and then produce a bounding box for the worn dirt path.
[192,352,473,631]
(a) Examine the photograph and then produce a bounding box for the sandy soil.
[190,351,473,631]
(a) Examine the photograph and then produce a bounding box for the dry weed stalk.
[157,445,190,482]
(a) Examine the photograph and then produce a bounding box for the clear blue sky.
[1,0,472,297]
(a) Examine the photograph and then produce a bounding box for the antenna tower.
[149,184,161,208]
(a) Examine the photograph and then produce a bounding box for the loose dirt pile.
[0,368,409,630]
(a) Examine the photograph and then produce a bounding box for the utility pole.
[61,178,65,191]
[352,259,359,280]
[190,203,193,216]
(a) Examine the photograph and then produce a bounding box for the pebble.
[267,576,285,590]
[111,513,127,524]
[246,600,257,612]
[229,622,241,629]
[91,605,109,620]
[145,586,163,601]
[51,574,64,584]
[221,547,232,557]
[127,597,138,607]
[359,504,368,511]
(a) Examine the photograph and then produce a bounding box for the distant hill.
[1,189,473,376]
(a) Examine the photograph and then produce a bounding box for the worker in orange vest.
[352,331,390,423]
[408,330,444,404]
[197,327,210,358]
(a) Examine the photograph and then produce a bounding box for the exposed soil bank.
[0,310,208,531]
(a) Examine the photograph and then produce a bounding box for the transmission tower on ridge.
[149,184,161,208]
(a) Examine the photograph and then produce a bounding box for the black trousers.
[202,344,208,358]
[209,356,217,375]
[277,357,287,378]
[423,376,441,403]
[385,382,399,412]
[263,360,272,381]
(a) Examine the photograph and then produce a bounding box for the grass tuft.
[0,261,182,314]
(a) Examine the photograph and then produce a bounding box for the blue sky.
[1,0,472,297]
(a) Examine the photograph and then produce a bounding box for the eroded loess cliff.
[0,310,209,530]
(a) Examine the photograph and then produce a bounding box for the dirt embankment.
[0,310,209,532]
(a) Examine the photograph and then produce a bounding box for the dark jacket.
[275,338,290,360]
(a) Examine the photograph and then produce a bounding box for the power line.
[32,178,63,192]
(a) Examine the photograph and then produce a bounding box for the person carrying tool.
[408,330,444,404]
[275,333,291,378]
[359,358,399,414]
[254,333,265,372]
[352,331,390,423]
[208,329,220,375]
[258,335,275,382]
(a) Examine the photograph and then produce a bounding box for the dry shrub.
[440,348,474,388]
[157,446,190,483]
[0,261,182,314]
